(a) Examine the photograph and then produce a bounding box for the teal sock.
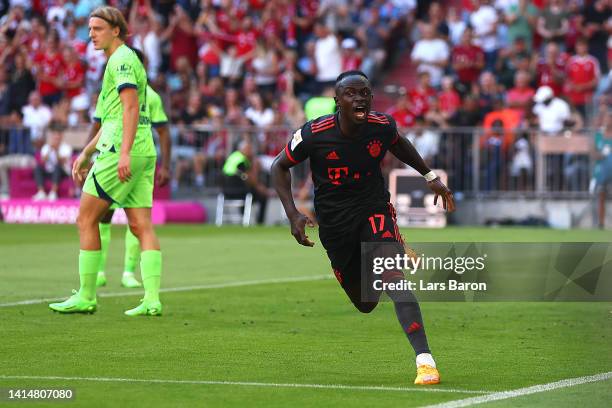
[124,228,140,273]
[140,250,162,303]
[79,250,101,301]
[98,223,111,273]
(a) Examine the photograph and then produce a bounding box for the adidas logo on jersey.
[382,231,394,239]
[326,151,340,160]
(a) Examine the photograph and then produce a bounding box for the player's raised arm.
[271,149,315,247]
[389,134,456,212]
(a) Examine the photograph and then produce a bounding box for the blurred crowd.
[0,0,610,199]
[387,0,610,132]
[383,0,611,193]
[0,0,416,196]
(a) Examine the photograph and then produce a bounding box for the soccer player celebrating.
[271,71,455,385]
[49,6,163,316]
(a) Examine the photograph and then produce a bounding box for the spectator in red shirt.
[62,46,88,123]
[161,4,198,72]
[219,18,242,51]
[506,70,535,117]
[408,71,436,117]
[387,89,417,129]
[234,16,260,57]
[340,38,362,71]
[215,0,245,34]
[260,6,283,40]
[33,31,64,106]
[438,76,461,120]
[62,47,85,100]
[565,38,600,117]
[536,42,568,96]
[452,28,485,94]
[64,22,87,58]
[26,16,47,58]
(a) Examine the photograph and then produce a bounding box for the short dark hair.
[336,70,368,85]
[575,37,588,46]
[48,121,66,132]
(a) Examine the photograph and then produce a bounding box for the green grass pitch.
[0,224,611,407]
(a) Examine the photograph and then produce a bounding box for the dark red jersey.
[285,111,400,249]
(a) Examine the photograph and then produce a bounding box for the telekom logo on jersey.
[327,167,349,185]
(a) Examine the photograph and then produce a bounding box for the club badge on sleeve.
[291,129,302,151]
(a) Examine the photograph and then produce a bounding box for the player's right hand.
[118,153,132,182]
[155,166,170,187]
[72,153,90,186]
[289,213,315,247]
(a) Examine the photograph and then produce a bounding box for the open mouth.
[353,106,368,120]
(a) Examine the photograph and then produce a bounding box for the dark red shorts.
[327,203,405,289]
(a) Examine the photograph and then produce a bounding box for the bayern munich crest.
[367,140,383,158]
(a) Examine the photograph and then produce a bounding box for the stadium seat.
[215,192,253,227]
[9,168,75,199]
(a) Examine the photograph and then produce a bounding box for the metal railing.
[417,127,595,198]
[0,124,599,198]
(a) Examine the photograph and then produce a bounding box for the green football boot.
[124,300,162,316]
[121,272,142,288]
[49,290,97,314]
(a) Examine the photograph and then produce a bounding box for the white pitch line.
[421,371,612,408]
[0,375,489,394]
[0,275,332,308]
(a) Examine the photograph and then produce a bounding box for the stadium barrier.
[0,199,206,224]
[0,125,598,198]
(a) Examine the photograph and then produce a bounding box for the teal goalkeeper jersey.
[95,44,155,157]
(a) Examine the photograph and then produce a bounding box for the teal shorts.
[83,152,156,208]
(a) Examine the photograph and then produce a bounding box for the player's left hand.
[118,153,131,182]
[156,166,170,187]
[428,178,455,212]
